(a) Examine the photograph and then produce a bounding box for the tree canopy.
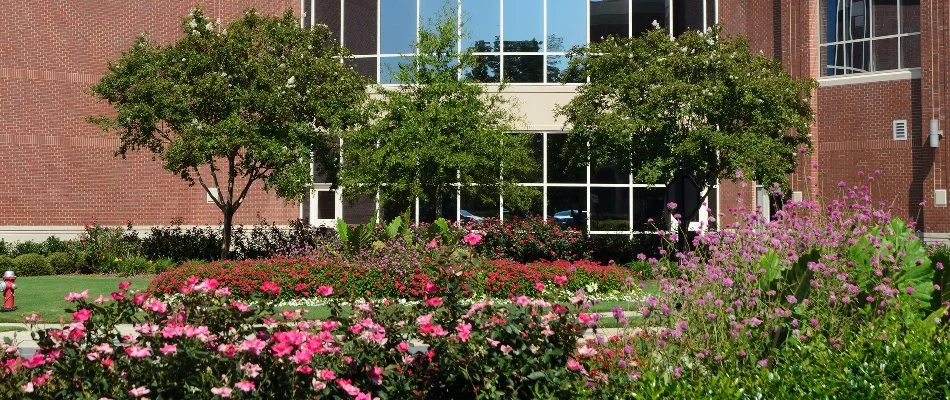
[556,27,816,191]
[339,11,537,220]
[89,8,368,257]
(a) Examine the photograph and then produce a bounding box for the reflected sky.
[380,0,416,54]
[548,0,588,51]
[504,0,543,52]
[462,0,500,50]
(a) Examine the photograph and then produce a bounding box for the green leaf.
[758,250,782,290]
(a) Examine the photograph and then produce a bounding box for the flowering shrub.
[471,217,589,262]
[149,257,635,302]
[0,248,605,399]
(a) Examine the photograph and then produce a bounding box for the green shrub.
[13,240,45,257]
[74,221,140,273]
[41,236,73,254]
[13,253,52,276]
[0,240,9,257]
[117,256,151,276]
[46,252,78,275]
[0,255,13,272]
[149,259,177,274]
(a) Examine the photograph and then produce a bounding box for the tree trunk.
[221,206,235,260]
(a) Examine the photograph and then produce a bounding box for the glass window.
[463,0,501,51]
[346,57,377,81]
[507,133,543,182]
[380,56,413,84]
[507,188,544,219]
[315,0,342,41]
[632,187,666,230]
[632,0,666,36]
[316,191,336,220]
[421,0,458,26]
[705,0,716,28]
[592,163,628,184]
[820,0,919,76]
[504,0,543,52]
[461,193,499,220]
[381,0,417,54]
[546,55,584,83]
[344,0,377,55]
[547,0,588,51]
[464,55,500,82]
[547,187,587,230]
[591,187,630,231]
[590,0,630,42]
[419,192,458,223]
[672,0,704,36]
[547,134,586,183]
[504,55,544,82]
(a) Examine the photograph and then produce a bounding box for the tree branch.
[193,166,224,209]
[233,169,259,212]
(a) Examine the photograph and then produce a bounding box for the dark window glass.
[705,0,715,28]
[419,192,457,223]
[901,0,920,33]
[632,0,666,36]
[507,133,543,182]
[901,34,920,68]
[546,55,584,83]
[591,187,630,231]
[873,37,899,71]
[592,163,628,184]
[548,0,588,51]
[632,187,666,230]
[504,0,543,52]
[461,193,500,220]
[547,187,587,230]
[344,0,378,55]
[303,0,312,29]
[503,55,543,83]
[343,195,376,224]
[672,0,704,36]
[317,191,336,220]
[315,0,342,41]
[381,0,417,54]
[464,55,500,82]
[507,188,544,219]
[590,0,630,42]
[346,57,377,81]
[872,0,898,37]
[381,197,414,222]
[380,56,412,83]
[547,134,586,183]
[463,0,501,51]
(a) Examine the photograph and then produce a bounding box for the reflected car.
[459,209,484,222]
[553,210,579,226]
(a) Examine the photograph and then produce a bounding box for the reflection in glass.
[504,55,544,83]
[380,56,412,84]
[507,133,543,182]
[381,196,414,222]
[546,55,584,83]
[590,0,630,42]
[346,57,377,81]
[632,187,666,230]
[901,35,920,69]
[344,0,377,55]
[872,0,898,37]
[380,0,417,54]
[632,0,667,36]
[421,0,458,27]
[463,0,501,50]
[706,0,716,28]
[419,193,457,223]
[461,193,499,220]
[901,0,920,33]
[673,0,704,36]
[464,55,500,82]
[592,162,628,184]
[315,0,341,41]
[504,0,543,52]
[872,38,899,71]
[547,0,588,51]
[547,134,586,183]
[316,191,336,220]
[508,188,544,219]
[591,187,630,231]
[547,187,587,230]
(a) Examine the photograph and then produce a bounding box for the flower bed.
[148,257,636,301]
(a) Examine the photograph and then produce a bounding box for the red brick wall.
[0,1,301,227]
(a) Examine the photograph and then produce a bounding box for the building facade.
[1,1,949,240]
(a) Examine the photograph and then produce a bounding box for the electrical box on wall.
[936,189,948,207]
[206,188,220,203]
[791,191,803,202]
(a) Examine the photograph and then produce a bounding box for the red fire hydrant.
[0,270,16,311]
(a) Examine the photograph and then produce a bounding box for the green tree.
[89,8,368,258]
[557,27,816,195]
[340,11,537,220]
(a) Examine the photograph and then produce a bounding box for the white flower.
[205,22,213,31]
[651,20,660,28]
[189,19,198,29]
[285,76,296,88]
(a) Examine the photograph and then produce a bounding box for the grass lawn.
[0,275,153,324]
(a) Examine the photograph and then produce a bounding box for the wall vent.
[206,188,220,203]
[893,119,908,140]
[936,189,948,208]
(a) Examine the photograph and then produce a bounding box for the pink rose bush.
[0,248,618,399]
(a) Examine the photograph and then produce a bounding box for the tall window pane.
[463,0,501,51]
[901,0,920,33]
[901,35,920,68]
[381,0,417,54]
[547,134,585,183]
[380,56,412,84]
[504,0,543,52]
[547,0,588,51]
[672,0,704,36]
[632,0,666,36]
[548,187,587,229]
[872,0,898,37]
[344,0,377,55]
[591,187,630,231]
[632,187,665,230]
[464,55,500,82]
[590,0,630,42]
[547,55,585,83]
[421,0,458,28]
[504,55,544,83]
[315,0,342,40]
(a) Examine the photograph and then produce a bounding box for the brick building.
[1,1,948,241]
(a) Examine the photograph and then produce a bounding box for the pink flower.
[241,338,267,355]
[129,386,150,397]
[65,290,88,302]
[553,275,568,286]
[567,358,583,371]
[72,308,92,322]
[336,379,361,396]
[144,299,167,314]
[535,282,545,291]
[21,354,45,369]
[118,281,132,290]
[318,369,336,381]
[426,239,438,249]
[462,232,483,246]
[124,345,151,358]
[231,301,251,312]
[159,343,177,355]
[367,365,383,385]
[233,380,255,392]
[456,323,472,342]
[211,386,232,397]
[261,281,281,296]
[426,297,443,307]
[397,342,410,352]
[312,379,327,390]
[317,285,333,297]
[242,363,262,378]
